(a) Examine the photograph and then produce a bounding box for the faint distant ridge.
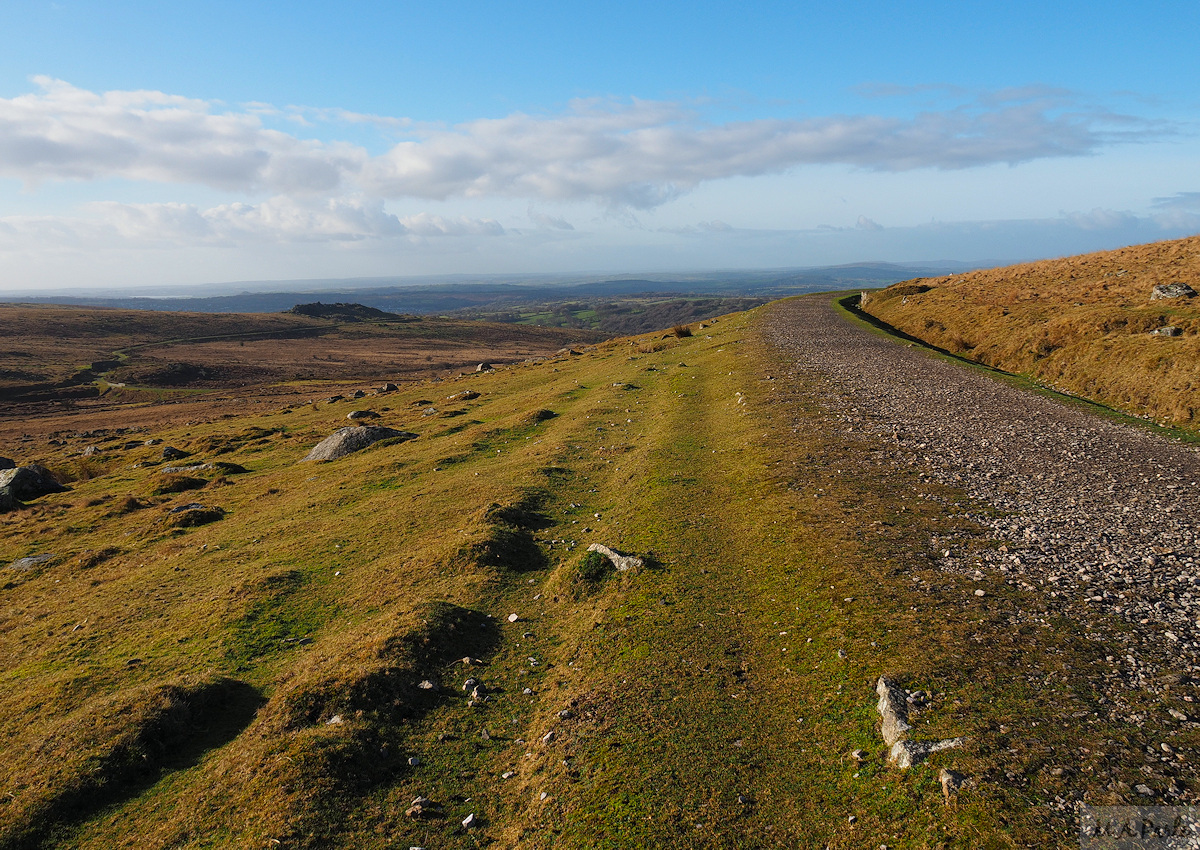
[286,302,408,322]
[0,262,977,314]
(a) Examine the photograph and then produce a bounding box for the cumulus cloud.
[856,215,883,231]
[1,79,1166,213]
[0,77,364,193]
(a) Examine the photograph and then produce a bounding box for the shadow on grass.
[7,678,264,850]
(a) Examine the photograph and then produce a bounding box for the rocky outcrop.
[302,426,417,462]
[0,465,68,505]
[1150,283,1197,300]
[346,410,381,421]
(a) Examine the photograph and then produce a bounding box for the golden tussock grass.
[862,234,1200,426]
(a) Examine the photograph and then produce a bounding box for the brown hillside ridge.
[860,234,1200,428]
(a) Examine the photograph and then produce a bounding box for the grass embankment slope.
[860,234,1200,429]
[1,304,1191,848]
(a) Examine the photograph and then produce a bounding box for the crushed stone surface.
[764,295,1200,695]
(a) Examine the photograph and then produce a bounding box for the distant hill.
[286,302,408,322]
[860,235,1200,429]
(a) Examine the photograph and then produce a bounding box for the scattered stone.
[875,677,911,746]
[160,463,216,475]
[1169,708,1189,722]
[406,796,440,819]
[507,613,520,623]
[161,446,188,460]
[143,439,162,446]
[502,771,515,779]
[939,768,968,803]
[1151,326,1183,337]
[417,679,437,690]
[326,395,344,403]
[0,465,68,502]
[351,390,366,399]
[1135,783,1155,796]
[380,383,398,392]
[888,737,966,769]
[586,543,644,573]
[81,445,98,457]
[541,730,556,744]
[523,688,533,695]
[851,749,868,763]
[302,426,416,461]
[1151,283,1197,300]
[407,756,420,766]
[346,410,381,421]
[326,714,343,725]
[8,553,56,571]
[449,390,480,401]
[476,363,493,372]
[462,812,478,829]
[463,678,478,691]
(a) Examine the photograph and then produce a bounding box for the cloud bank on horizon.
[0,0,1197,290]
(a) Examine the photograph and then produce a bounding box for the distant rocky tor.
[303,426,417,461]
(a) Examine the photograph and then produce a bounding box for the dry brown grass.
[861,234,1200,426]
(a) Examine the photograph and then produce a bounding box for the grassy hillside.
[859,235,1200,428]
[1,304,1192,847]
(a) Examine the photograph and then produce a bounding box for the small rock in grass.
[417,679,436,690]
[1135,784,1155,796]
[407,756,420,766]
[462,813,478,829]
[939,768,967,803]
[541,730,556,744]
[507,613,520,623]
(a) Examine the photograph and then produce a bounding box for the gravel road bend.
[765,294,1200,710]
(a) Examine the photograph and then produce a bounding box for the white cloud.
[0,80,1169,214]
[1152,192,1200,211]
[528,207,575,230]
[362,93,1160,208]
[0,77,364,193]
[856,215,883,231]
[397,212,505,237]
[0,196,506,249]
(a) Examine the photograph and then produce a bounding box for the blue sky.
[1,0,1198,291]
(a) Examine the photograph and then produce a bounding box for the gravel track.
[764,295,1200,698]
